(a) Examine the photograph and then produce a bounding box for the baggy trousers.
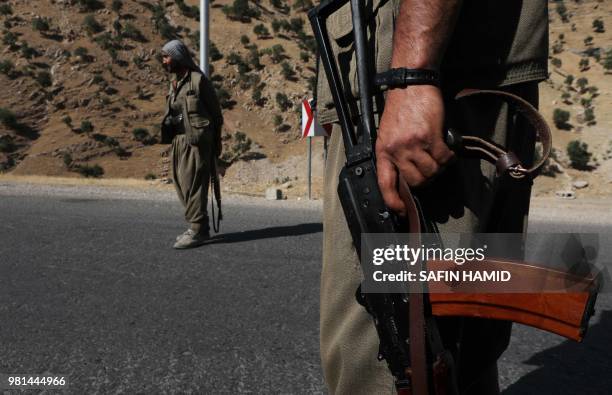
[321,83,539,395]
[171,134,211,232]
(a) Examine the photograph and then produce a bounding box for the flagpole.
[200,0,209,76]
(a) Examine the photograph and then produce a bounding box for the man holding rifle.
[316,0,548,393]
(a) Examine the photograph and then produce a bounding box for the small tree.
[280,61,295,80]
[592,18,605,33]
[0,4,12,15]
[240,35,250,45]
[275,92,291,111]
[252,84,265,106]
[253,24,269,38]
[576,77,588,92]
[32,17,50,32]
[269,44,285,63]
[36,71,52,87]
[0,59,14,76]
[566,140,592,170]
[210,41,223,62]
[551,58,562,68]
[584,108,595,125]
[583,36,593,47]
[273,114,283,127]
[62,115,73,128]
[80,120,94,133]
[111,0,123,12]
[271,19,281,33]
[564,74,574,85]
[556,3,569,23]
[552,108,570,129]
[290,17,304,33]
[293,0,313,11]
[579,57,589,71]
[603,49,612,73]
[0,108,17,129]
[83,15,103,35]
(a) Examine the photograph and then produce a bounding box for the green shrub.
[61,115,73,127]
[75,164,104,178]
[111,0,123,12]
[0,4,13,15]
[584,108,595,125]
[216,87,232,109]
[122,23,147,42]
[36,71,52,87]
[275,92,291,111]
[62,153,73,167]
[2,31,17,48]
[290,17,304,33]
[552,108,570,129]
[551,58,562,68]
[176,0,199,20]
[32,17,50,32]
[567,141,591,170]
[0,108,17,129]
[271,19,281,33]
[0,59,14,75]
[273,114,283,127]
[20,44,38,59]
[253,24,269,38]
[564,75,574,85]
[83,15,103,35]
[227,51,243,65]
[247,47,262,70]
[593,18,605,33]
[78,0,104,11]
[240,35,250,45]
[280,61,295,80]
[210,42,223,61]
[603,49,612,72]
[576,77,588,92]
[80,120,94,133]
[300,51,310,62]
[222,0,260,22]
[293,0,313,11]
[0,135,16,153]
[269,44,285,63]
[251,85,264,105]
[556,3,568,23]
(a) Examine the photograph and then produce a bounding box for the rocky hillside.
[0,0,610,199]
[535,0,612,198]
[0,0,320,196]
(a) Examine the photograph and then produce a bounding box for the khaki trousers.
[321,83,539,395]
[171,134,212,232]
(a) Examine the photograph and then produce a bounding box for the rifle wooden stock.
[426,259,599,342]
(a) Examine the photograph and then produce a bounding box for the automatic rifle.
[308,1,599,394]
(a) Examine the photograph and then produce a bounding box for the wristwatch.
[374,68,441,89]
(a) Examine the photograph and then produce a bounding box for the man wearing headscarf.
[160,39,224,249]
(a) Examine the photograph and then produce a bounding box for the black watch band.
[374,68,441,88]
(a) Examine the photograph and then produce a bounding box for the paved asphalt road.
[0,184,610,394]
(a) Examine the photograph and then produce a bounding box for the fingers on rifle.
[406,150,439,179]
[376,157,406,216]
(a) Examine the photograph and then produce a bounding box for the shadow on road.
[206,223,323,244]
[503,310,612,394]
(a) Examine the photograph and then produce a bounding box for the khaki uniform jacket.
[315,0,548,124]
[161,71,224,156]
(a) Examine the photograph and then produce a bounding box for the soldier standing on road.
[317,0,548,393]
[160,39,224,249]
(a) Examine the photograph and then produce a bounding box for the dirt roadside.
[2,175,610,224]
